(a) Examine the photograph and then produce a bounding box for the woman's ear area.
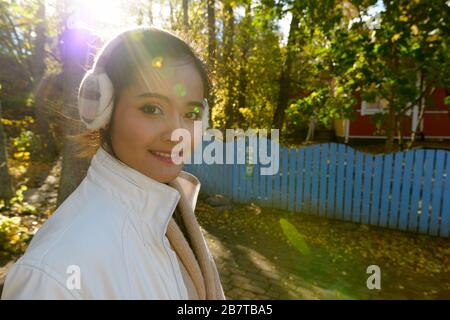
[78,70,115,130]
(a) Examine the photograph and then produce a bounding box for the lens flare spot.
[174,83,187,97]
[279,218,311,256]
[130,31,144,42]
[151,56,164,68]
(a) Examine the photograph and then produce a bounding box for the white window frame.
[360,99,385,116]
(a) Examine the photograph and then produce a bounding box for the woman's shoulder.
[7,178,131,290]
[2,208,130,300]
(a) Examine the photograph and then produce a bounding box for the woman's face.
[109,57,204,183]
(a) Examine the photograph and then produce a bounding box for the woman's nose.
[162,113,185,141]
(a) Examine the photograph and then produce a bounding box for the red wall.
[423,113,450,137]
[349,88,449,138]
[431,87,449,110]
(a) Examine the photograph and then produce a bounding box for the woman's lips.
[148,150,183,165]
[148,150,174,164]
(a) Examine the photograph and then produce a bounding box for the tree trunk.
[183,0,189,29]
[136,8,144,25]
[0,101,14,201]
[407,72,431,149]
[223,0,236,128]
[33,1,46,83]
[32,1,58,161]
[207,0,216,69]
[34,75,59,161]
[236,1,251,126]
[148,0,153,25]
[272,6,300,131]
[384,107,395,153]
[396,117,404,150]
[169,0,175,29]
[305,117,317,143]
[207,0,216,126]
[56,25,93,206]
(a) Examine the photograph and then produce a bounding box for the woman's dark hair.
[72,27,211,158]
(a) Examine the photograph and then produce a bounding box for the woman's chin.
[144,166,182,183]
[143,149,183,182]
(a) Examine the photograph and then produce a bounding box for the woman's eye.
[185,111,202,120]
[185,106,203,120]
[139,104,163,115]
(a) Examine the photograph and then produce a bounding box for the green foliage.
[8,185,36,215]
[212,0,283,131]
[0,184,35,255]
[330,0,450,150]
[11,128,42,161]
[286,87,356,129]
[0,0,448,149]
[0,185,36,216]
[0,0,42,83]
[0,214,30,255]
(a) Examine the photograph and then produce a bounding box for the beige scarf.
[166,179,226,300]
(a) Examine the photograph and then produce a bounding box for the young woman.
[1,27,225,300]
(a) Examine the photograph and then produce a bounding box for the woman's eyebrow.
[137,92,204,109]
[137,92,171,103]
[186,101,205,109]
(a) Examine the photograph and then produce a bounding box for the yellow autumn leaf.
[428,34,439,42]
[391,33,402,42]
[9,234,20,244]
[411,25,419,35]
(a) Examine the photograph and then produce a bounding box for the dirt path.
[197,199,450,299]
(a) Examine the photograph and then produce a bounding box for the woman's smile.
[147,149,184,165]
[148,149,175,164]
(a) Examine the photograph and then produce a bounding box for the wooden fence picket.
[184,141,450,238]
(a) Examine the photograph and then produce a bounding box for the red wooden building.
[334,88,450,142]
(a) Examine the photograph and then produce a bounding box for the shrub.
[0,214,30,255]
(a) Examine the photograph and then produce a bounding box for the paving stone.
[243,271,265,283]
[226,288,247,300]
[259,271,282,281]
[238,289,257,299]
[238,282,267,296]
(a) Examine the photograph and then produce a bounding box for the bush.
[7,185,37,215]
[0,214,30,255]
[11,128,41,161]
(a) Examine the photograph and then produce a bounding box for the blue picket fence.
[184,140,450,238]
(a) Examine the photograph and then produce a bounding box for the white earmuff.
[78,70,114,130]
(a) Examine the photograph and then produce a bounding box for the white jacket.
[1,146,214,299]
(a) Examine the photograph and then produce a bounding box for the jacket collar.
[86,146,201,241]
